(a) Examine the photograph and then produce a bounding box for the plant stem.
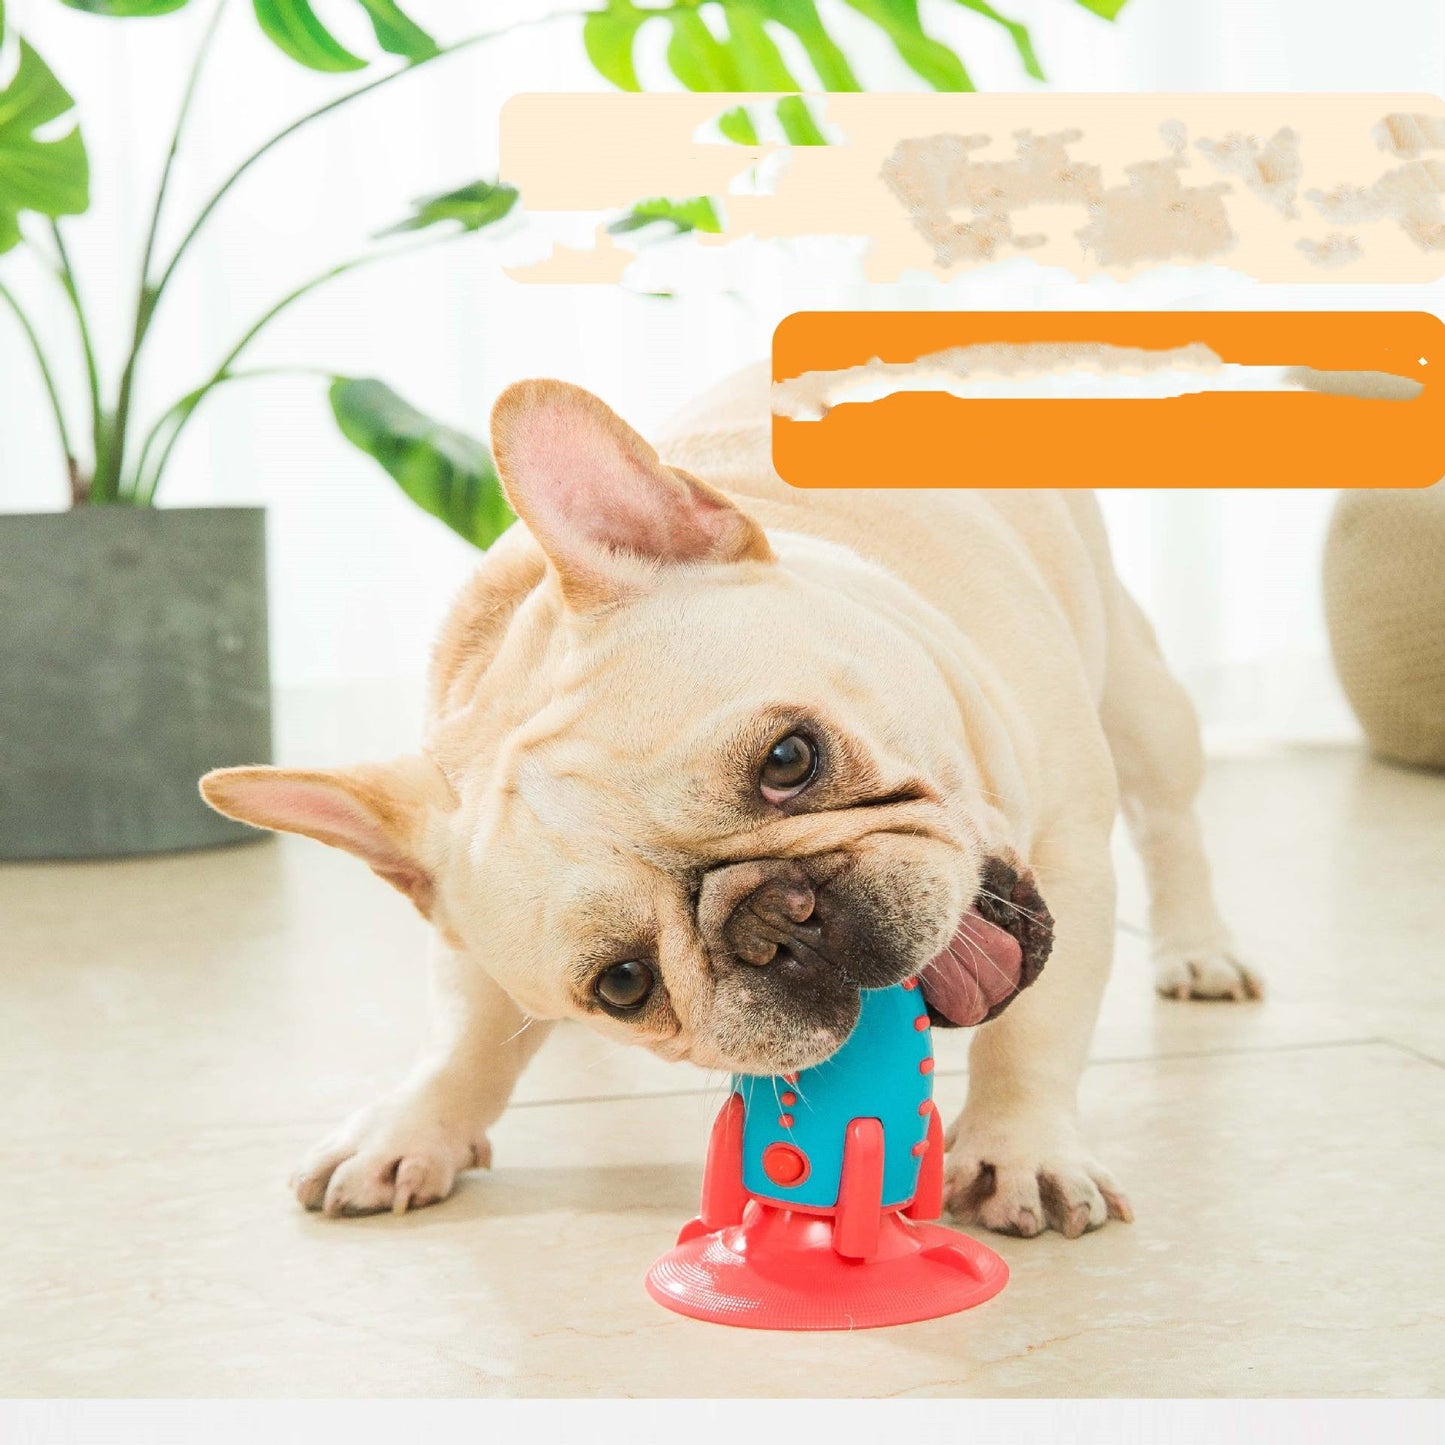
[47,220,104,478]
[114,7,582,505]
[130,234,453,502]
[95,0,229,505]
[0,278,81,505]
[141,0,231,302]
[132,365,335,506]
[151,14,574,307]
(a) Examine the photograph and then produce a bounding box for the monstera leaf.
[353,0,437,59]
[57,2,191,14]
[953,0,1043,81]
[583,1,646,90]
[252,0,367,70]
[608,196,723,235]
[580,0,1128,99]
[757,0,859,89]
[251,0,437,70]
[59,0,436,68]
[330,378,514,550]
[841,0,972,89]
[0,41,89,254]
[377,179,519,238]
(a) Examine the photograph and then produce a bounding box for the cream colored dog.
[202,365,1260,1238]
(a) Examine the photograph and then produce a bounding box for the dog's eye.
[760,733,817,801]
[594,960,655,1012]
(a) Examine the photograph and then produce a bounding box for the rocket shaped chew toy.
[645,978,1008,1329]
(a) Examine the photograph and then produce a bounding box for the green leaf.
[775,94,826,145]
[842,0,974,90]
[58,1,191,14]
[0,40,90,254]
[724,4,801,89]
[1073,0,1128,17]
[355,0,437,60]
[756,0,860,91]
[952,0,1043,81]
[608,195,723,235]
[665,9,741,90]
[717,105,760,145]
[377,179,519,237]
[252,0,367,72]
[330,378,515,551]
[583,1,647,90]
[65,0,439,62]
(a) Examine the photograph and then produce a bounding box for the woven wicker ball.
[1323,483,1445,770]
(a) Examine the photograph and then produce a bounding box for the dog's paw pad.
[944,1138,1132,1239]
[1155,950,1263,1002]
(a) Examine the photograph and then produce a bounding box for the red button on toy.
[778,1113,795,1128]
[914,1015,930,1031]
[780,1092,797,1107]
[761,1142,810,1186]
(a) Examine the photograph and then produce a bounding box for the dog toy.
[645,977,1008,1329]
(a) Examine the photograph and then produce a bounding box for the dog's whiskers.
[946,925,1023,1001]
[968,931,1019,993]
[502,1016,537,1048]
[974,885,1051,928]
[575,1038,634,1076]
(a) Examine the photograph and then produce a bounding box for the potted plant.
[0,0,1118,859]
[0,0,527,858]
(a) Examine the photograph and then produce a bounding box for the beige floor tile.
[2,1043,1440,1397]
[1108,746,1445,1061]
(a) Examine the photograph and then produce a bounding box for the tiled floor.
[3,714,1443,1396]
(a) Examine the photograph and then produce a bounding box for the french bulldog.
[201,365,1260,1238]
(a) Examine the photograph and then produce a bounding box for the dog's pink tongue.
[920,907,1025,1026]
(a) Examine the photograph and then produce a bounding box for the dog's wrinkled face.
[201,381,1050,1074]
[460,572,987,1071]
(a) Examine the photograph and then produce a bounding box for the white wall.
[3,0,1443,747]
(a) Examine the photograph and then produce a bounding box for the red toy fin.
[834,1117,885,1260]
[678,1091,747,1244]
[675,1216,711,1245]
[904,1101,945,1222]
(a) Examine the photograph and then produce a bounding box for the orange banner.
[772,312,1444,488]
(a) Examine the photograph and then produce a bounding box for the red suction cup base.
[645,1200,1008,1331]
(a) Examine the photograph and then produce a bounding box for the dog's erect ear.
[490,378,773,608]
[199,756,453,917]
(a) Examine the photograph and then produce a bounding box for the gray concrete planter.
[0,506,272,859]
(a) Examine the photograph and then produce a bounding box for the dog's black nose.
[727,874,817,967]
[696,859,820,970]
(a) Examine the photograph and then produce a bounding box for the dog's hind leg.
[1100,580,1262,1001]
[291,941,553,1216]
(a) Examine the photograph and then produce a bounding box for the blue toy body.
[737,982,933,1209]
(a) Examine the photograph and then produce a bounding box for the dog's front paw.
[1155,949,1263,1002]
[943,1112,1132,1239]
[292,1083,490,1218]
